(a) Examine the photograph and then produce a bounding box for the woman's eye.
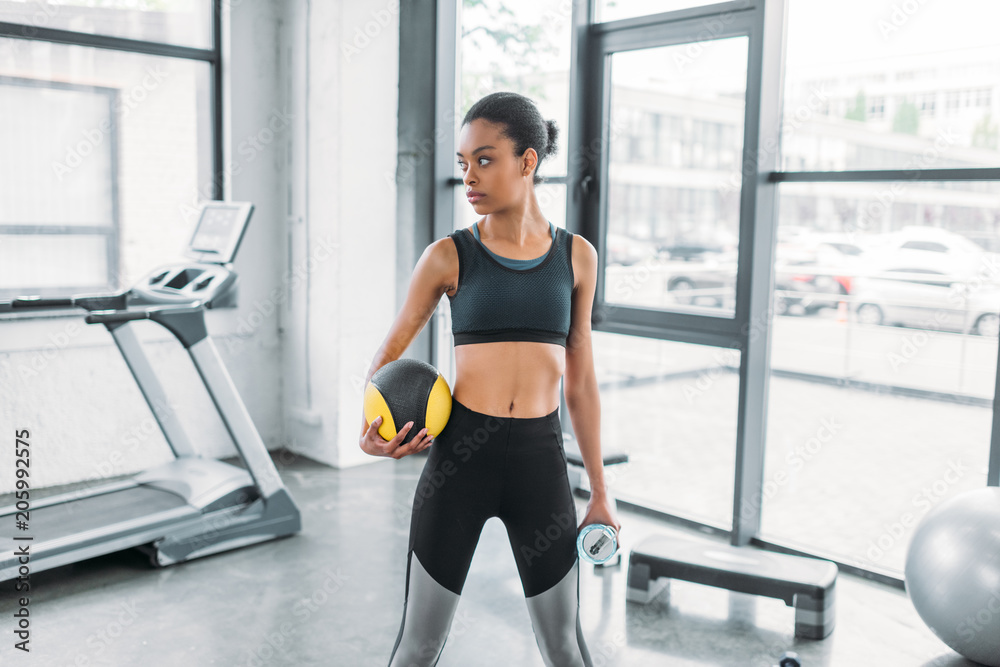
[478,157,490,166]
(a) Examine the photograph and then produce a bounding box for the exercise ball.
[364,358,452,446]
[904,487,1000,666]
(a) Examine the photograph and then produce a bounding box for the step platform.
[626,533,837,639]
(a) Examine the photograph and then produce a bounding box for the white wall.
[280,0,401,468]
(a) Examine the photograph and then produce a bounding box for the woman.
[359,91,621,667]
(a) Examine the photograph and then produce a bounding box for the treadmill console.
[185,201,254,264]
[130,202,255,308]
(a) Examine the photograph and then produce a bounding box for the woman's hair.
[461,92,558,186]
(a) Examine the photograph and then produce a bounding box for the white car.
[852,266,1000,337]
[863,226,1000,277]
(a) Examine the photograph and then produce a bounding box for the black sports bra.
[447,224,574,346]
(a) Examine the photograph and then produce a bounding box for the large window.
[0,0,213,48]
[603,37,747,318]
[0,2,219,300]
[761,0,1000,576]
[594,330,740,528]
[781,0,1000,171]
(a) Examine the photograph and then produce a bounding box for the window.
[0,5,219,300]
[867,95,885,119]
[602,37,747,318]
[767,0,1000,576]
[783,0,1000,170]
[0,1,212,48]
[916,93,936,116]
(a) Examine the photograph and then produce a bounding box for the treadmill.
[0,201,301,582]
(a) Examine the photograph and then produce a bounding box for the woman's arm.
[564,234,621,535]
[359,237,457,458]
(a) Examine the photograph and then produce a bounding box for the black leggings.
[388,397,593,666]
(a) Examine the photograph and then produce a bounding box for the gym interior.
[2,1,1000,665]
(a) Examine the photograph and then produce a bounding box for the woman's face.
[457,118,537,215]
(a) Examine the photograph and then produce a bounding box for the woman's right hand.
[360,415,435,459]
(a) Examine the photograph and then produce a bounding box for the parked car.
[774,261,850,316]
[773,234,867,315]
[663,250,737,308]
[864,226,1000,277]
[663,233,864,313]
[851,266,1000,336]
[657,242,728,262]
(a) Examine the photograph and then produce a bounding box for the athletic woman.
[359,91,621,667]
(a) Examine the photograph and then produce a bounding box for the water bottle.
[577,523,618,565]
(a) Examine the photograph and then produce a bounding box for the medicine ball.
[364,358,452,445]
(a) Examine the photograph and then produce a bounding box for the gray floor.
[0,451,986,667]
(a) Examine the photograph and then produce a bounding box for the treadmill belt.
[0,485,191,555]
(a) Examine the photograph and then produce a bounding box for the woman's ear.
[521,147,538,179]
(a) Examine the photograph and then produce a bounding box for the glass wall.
[593,330,739,528]
[603,37,747,317]
[781,0,1000,171]
[759,0,1000,575]
[0,0,213,49]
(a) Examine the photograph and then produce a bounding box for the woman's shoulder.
[566,229,595,257]
[413,236,461,293]
[428,233,462,258]
[567,232,597,289]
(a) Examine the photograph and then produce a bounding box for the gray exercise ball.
[904,487,1000,666]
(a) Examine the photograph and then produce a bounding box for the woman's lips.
[467,192,485,203]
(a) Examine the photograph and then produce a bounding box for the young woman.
[359,91,621,667]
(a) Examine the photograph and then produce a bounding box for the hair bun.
[545,119,559,158]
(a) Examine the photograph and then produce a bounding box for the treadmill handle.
[10,292,130,312]
[85,304,204,325]
[85,310,151,325]
[13,296,73,308]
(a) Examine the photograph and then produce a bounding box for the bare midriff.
[451,341,565,418]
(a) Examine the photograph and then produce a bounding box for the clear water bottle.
[577,523,618,565]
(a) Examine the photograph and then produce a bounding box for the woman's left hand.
[579,493,622,541]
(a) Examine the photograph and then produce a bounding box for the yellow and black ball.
[364,358,452,445]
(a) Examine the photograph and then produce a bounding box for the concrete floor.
[0,451,987,666]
